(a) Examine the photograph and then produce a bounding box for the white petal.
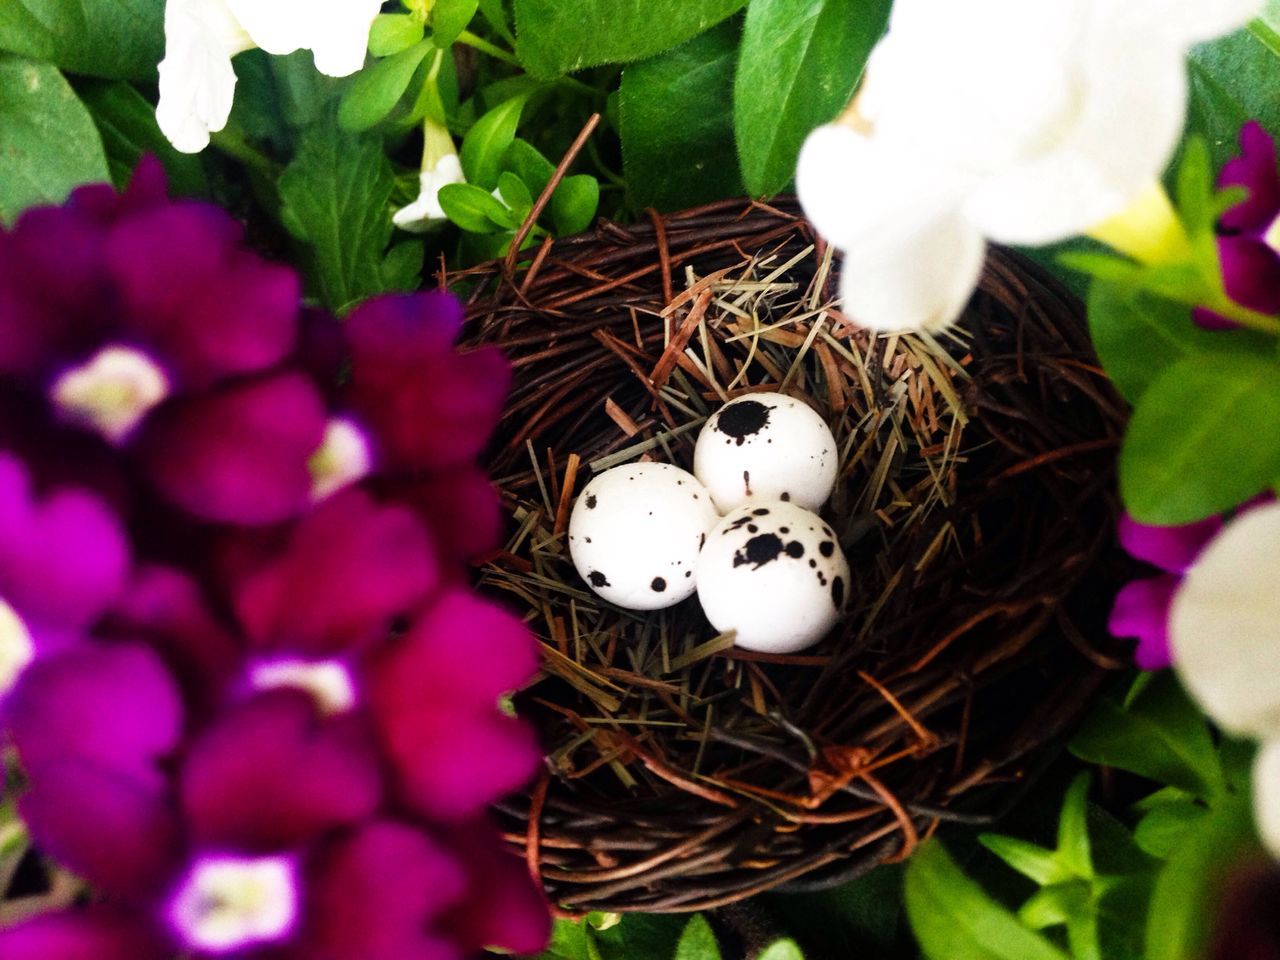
[225,0,309,56]
[837,203,986,334]
[392,155,466,233]
[1254,740,1280,859]
[306,0,382,76]
[1172,502,1280,739]
[965,6,1188,244]
[156,0,248,154]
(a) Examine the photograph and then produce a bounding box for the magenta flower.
[0,454,130,696]
[1194,121,1280,329]
[1108,513,1222,669]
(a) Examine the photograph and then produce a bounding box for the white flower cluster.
[797,0,1262,334]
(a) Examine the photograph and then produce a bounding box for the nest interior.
[454,198,1129,914]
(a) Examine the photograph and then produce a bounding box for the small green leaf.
[734,0,889,196]
[1070,673,1226,800]
[904,840,1070,960]
[479,0,516,44]
[758,939,805,960]
[550,174,599,235]
[0,55,109,224]
[1120,353,1280,524]
[1017,886,1075,930]
[496,171,533,218]
[674,915,722,960]
[339,40,432,132]
[978,835,1066,886]
[438,181,520,233]
[1134,798,1210,859]
[1057,774,1093,880]
[369,13,426,57]
[460,94,529,189]
[514,0,746,77]
[619,22,744,210]
[433,0,479,47]
[505,138,556,196]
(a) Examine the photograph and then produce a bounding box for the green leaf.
[619,22,744,210]
[734,0,888,196]
[549,174,599,235]
[369,13,426,57]
[1017,886,1075,930]
[1085,280,1263,404]
[0,55,108,224]
[904,840,1070,960]
[1070,673,1226,800]
[758,939,805,960]
[460,94,529,189]
[1120,353,1280,524]
[1057,774,1093,880]
[496,171,533,218]
[1185,30,1280,173]
[74,79,207,197]
[0,0,163,80]
[978,835,1066,886]
[1134,798,1210,859]
[1250,1,1280,56]
[438,181,520,233]
[505,138,556,195]
[1144,792,1256,960]
[514,0,746,77]
[339,40,432,132]
[278,122,405,311]
[674,915,722,960]
[479,0,516,44]
[433,0,479,47]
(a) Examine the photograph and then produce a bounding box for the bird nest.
[451,197,1129,914]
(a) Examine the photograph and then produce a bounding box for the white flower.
[1254,740,1280,858]
[393,119,467,232]
[393,156,466,232]
[1170,501,1280,740]
[796,0,1261,333]
[156,0,382,154]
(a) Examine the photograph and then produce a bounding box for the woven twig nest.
[453,198,1128,914]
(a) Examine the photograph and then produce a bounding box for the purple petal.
[5,644,183,782]
[1219,235,1280,315]
[370,593,541,818]
[180,691,381,852]
[291,821,466,960]
[1118,513,1223,573]
[20,762,181,896]
[232,490,439,655]
[0,907,169,960]
[344,293,510,472]
[440,819,550,956]
[385,468,505,566]
[1220,122,1280,234]
[0,454,130,640]
[137,372,326,525]
[1108,575,1179,671]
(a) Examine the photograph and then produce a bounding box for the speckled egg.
[693,392,838,513]
[569,462,719,610]
[696,501,849,653]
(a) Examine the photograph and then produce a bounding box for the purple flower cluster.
[0,161,548,958]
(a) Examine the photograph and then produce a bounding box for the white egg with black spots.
[569,463,718,611]
[694,392,837,513]
[696,501,849,653]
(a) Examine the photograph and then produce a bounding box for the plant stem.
[456,30,519,66]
